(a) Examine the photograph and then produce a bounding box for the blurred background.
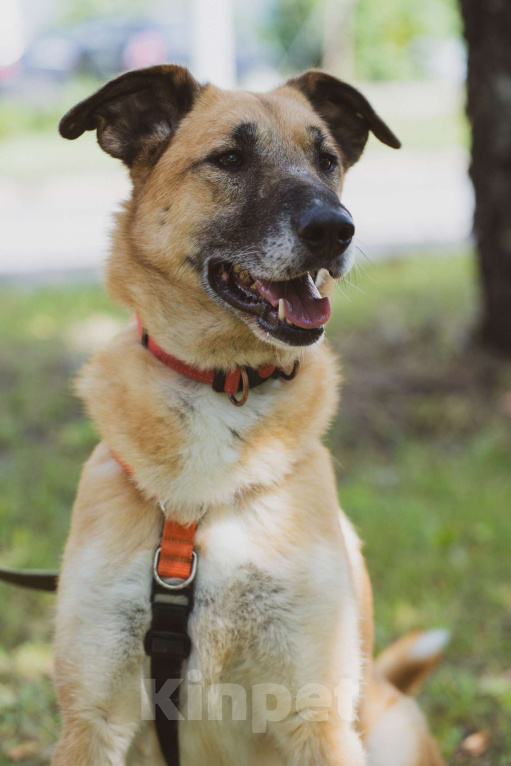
[0,1,510,764]
[0,0,470,273]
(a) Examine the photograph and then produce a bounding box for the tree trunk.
[460,0,511,355]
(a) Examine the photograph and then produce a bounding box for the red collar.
[135,314,299,406]
[114,317,298,584]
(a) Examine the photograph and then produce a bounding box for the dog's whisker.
[344,274,368,297]
[335,280,353,303]
[354,239,377,266]
[353,256,377,284]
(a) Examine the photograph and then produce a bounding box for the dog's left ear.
[286,70,401,168]
[59,64,202,167]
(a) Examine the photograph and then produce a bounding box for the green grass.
[0,77,102,140]
[0,76,120,179]
[1,252,510,764]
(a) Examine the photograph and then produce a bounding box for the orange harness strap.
[112,451,196,582]
[158,520,196,581]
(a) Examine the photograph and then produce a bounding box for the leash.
[0,567,58,592]
[0,317,301,764]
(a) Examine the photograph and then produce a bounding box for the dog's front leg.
[52,543,155,766]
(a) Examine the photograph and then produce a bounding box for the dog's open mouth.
[208,262,331,346]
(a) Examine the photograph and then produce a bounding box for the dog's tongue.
[254,274,331,329]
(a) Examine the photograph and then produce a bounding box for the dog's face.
[60,66,399,363]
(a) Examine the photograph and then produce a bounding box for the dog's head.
[60,65,399,367]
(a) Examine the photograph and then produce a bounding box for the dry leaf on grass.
[7,741,40,762]
[460,730,490,757]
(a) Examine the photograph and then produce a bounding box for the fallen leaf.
[461,730,490,757]
[500,391,511,416]
[8,741,40,762]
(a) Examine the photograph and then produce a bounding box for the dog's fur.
[53,65,446,765]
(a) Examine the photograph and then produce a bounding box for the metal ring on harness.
[153,548,198,591]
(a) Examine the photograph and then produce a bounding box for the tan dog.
[53,65,447,765]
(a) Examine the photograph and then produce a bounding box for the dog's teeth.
[233,265,241,274]
[278,298,285,321]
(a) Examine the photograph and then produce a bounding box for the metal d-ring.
[229,367,249,407]
[153,548,198,591]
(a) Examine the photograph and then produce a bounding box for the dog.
[52,65,447,765]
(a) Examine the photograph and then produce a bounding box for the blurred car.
[70,18,191,78]
[1,14,277,95]
[9,17,190,86]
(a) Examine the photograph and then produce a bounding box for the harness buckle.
[144,628,191,660]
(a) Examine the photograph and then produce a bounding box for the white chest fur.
[177,500,362,766]
[159,374,294,511]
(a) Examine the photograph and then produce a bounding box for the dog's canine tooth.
[278,298,285,321]
[233,265,242,274]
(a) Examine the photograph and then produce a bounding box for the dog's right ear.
[286,70,401,168]
[59,65,201,167]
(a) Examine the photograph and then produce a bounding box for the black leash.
[0,567,58,591]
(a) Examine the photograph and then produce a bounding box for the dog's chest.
[189,562,295,684]
[181,505,349,690]
[166,379,291,508]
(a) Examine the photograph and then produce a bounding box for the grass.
[0,77,102,140]
[0,77,118,180]
[1,252,510,764]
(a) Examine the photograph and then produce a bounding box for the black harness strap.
[144,575,195,764]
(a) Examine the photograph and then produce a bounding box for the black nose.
[297,205,355,258]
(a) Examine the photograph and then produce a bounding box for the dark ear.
[287,70,401,168]
[59,65,201,167]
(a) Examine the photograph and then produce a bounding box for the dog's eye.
[216,151,243,169]
[319,153,337,173]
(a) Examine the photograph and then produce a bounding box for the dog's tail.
[375,629,450,696]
